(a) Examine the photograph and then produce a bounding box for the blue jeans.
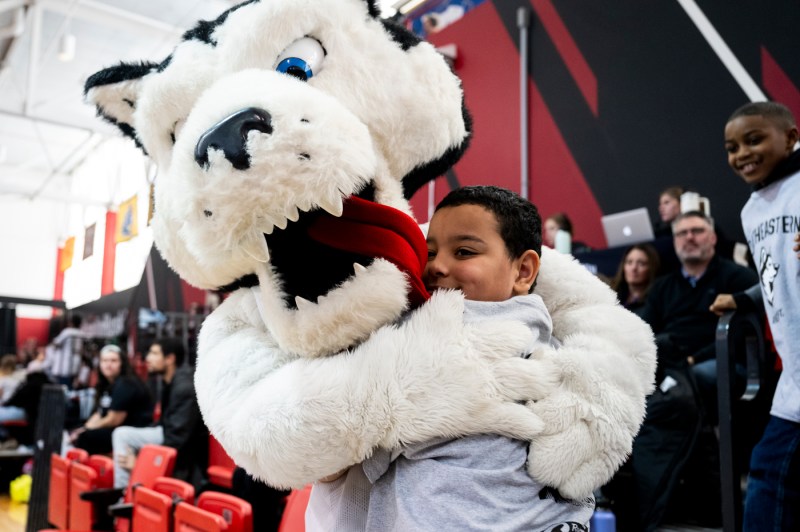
[743,415,800,532]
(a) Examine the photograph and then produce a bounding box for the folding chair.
[68,455,114,530]
[277,485,312,532]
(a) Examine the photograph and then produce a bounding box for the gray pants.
[111,425,164,488]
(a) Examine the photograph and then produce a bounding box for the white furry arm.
[527,247,657,499]
[196,289,557,489]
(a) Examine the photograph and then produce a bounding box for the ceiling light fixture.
[58,33,76,62]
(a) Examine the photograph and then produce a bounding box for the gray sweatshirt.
[306,293,594,531]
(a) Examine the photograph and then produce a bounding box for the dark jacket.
[160,365,208,487]
[640,256,758,364]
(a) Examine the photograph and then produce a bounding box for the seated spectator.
[47,315,86,389]
[610,244,660,316]
[112,338,207,489]
[0,354,27,437]
[3,365,54,445]
[653,186,684,238]
[543,212,591,253]
[606,211,758,530]
[70,344,153,455]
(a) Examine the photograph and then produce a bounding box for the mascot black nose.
[194,107,273,170]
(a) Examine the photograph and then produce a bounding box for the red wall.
[16,317,50,350]
[411,1,605,247]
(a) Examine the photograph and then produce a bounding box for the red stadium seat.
[65,448,89,463]
[131,487,172,532]
[197,492,252,532]
[131,477,194,532]
[60,444,176,532]
[68,455,114,530]
[174,501,227,532]
[48,454,71,529]
[48,450,91,529]
[277,485,311,532]
[207,436,235,489]
[153,476,195,505]
[116,445,178,532]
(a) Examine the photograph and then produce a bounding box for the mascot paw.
[377,290,555,448]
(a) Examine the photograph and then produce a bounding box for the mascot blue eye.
[275,37,325,82]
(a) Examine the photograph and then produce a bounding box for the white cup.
[680,192,711,217]
[555,229,572,254]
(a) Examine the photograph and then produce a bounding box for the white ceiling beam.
[38,0,183,39]
[23,1,40,116]
[0,186,110,207]
[0,0,27,16]
[0,5,25,39]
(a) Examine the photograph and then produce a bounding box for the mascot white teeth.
[86,0,656,501]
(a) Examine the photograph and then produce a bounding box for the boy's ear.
[514,250,540,294]
[786,126,799,150]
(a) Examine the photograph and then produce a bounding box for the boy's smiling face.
[724,114,798,185]
[424,204,538,302]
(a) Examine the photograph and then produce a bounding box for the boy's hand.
[794,232,800,259]
[710,294,737,316]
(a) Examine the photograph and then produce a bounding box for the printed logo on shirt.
[758,247,780,306]
[544,523,588,532]
[538,487,595,509]
[747,215,800,247]
[99,393,112,409]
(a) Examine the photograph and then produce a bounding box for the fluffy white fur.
[87,0,656,500]
[195,288,559,487]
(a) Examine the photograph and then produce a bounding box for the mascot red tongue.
[307,196,431,308]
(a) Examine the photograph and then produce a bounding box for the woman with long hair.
[70,344,152,454]
[611,244,660,315]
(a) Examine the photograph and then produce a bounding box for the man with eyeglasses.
[608,210,757,530]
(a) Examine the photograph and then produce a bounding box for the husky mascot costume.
[86,0,656,526]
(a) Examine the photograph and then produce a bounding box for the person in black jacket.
[111,338,208,489]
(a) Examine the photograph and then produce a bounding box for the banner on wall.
[60,237,75,272]
[83,223,96,259]
[116,194,139,243]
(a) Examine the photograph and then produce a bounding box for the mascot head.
[85,0,471,356]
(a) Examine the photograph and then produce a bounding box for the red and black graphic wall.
[409,0,799,248]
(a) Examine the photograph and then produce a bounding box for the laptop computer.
[601,207,655,248]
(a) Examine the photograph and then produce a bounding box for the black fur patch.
[363,0,381,18]
[84,61,158,94]
[401,102,472,199]
[380,19,422,51]
[182,0,260,46]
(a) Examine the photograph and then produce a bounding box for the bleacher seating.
[130,477,195,532]
[207,436,235,490]
[172,492,252,532]
[68,456,114,530]
[277,486,311,532]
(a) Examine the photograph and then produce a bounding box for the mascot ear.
[363,0,381,18]
[84,61,158,145]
